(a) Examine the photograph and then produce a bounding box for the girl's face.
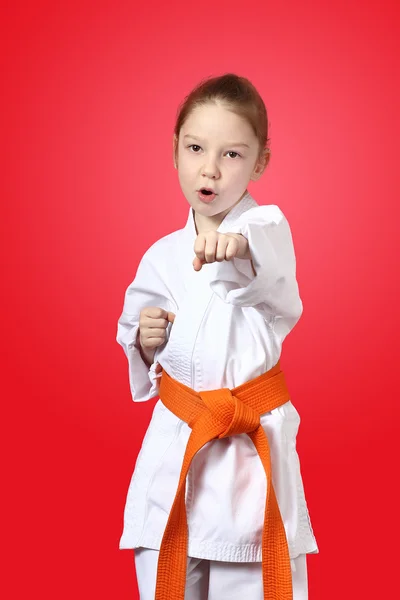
[174,102,267,221]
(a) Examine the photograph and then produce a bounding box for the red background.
[1,1,399,598]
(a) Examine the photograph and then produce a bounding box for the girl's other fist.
[138,307,175,366]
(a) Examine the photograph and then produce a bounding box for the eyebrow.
[183,134,250,149]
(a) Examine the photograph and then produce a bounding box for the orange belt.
[155,360,293,600]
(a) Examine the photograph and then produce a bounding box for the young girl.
[117,74,319,600]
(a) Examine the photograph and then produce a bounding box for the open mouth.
[198,188,217,203]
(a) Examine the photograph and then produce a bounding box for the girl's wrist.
[138,333,156,367]
[230,233,256,275]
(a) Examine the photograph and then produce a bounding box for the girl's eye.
[187,145,240,158]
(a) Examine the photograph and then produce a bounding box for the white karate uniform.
[117,192,319,569]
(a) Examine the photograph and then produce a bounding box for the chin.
[185,193,216,212]
[197,201,221,213]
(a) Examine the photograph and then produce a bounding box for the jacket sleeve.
[116,245,176,402]
[209,205,303,341]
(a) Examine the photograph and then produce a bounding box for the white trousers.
[134,548,308,600]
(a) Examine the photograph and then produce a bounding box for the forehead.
[181,102,256,143]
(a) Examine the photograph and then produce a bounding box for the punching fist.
[193,231,251,271]
[138,307,175,366]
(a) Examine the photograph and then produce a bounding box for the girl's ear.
[173,134,178,169]
[250,148,271,181]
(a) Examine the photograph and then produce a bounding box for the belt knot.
[198,388,260,438]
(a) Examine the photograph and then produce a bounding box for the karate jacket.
[116,191,319,561]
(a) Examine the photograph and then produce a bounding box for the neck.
[194,207,230,234]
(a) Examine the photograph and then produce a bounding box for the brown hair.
[174,73,270,159]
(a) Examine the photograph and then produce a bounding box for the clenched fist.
[138,307,175,367]
[193,231,252,272]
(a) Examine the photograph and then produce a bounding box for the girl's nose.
[202,160,220,179]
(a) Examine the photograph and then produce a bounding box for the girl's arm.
[117,247,175,402]
[209,205,303,342]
